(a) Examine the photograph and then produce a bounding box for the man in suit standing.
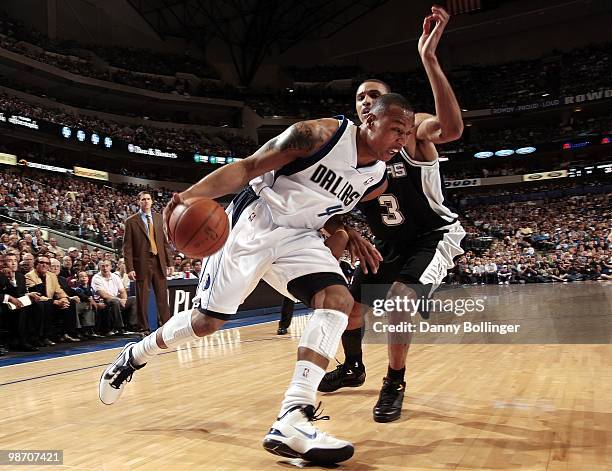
[123,191,174,333]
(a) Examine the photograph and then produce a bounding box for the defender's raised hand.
[418,5,450,61]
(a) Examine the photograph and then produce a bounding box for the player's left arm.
[415,5,463,145]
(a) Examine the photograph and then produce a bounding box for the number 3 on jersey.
[378,194,405,226]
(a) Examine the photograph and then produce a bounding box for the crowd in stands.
[441,112,612,156]
[0,10,217,96]
[451,189,611,284]
[288,43,611,113]
[0,93,258,157]
[0,162,609,356]
[346,180,611,285]
[89,45,217,79]
[0,223,205,355]
[0,167,181,249]
[3,9,609,117]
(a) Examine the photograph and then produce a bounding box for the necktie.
[147,215,158,255]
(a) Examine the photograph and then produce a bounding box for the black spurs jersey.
[357,148,458,244]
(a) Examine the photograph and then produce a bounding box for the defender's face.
[368,106,414,162]
[356,82,389,123]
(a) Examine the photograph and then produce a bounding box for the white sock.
[131,331,161,366]
[131,309,197,366]
[278,360,325,417]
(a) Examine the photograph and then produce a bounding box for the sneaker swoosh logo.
[291,425,317,439]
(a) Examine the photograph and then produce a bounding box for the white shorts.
[193,193,346,316]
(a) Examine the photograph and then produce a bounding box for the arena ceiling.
[127,0,390,84]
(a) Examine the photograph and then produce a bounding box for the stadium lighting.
[494,149,514,157]
[515,146,536,154]
[474,151,494,158]
[541,93,550,97]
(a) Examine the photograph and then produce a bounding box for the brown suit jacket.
[25,270,68,299]
[123,211,173,275]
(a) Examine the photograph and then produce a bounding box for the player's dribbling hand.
[163,192,183,240]
[418,5,450,61]
[346,227,383,275]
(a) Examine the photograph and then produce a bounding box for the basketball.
[167,198,229,258]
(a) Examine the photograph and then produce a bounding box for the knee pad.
[298,309,348,360]
[161,308,196,347]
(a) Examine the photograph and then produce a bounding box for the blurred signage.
[127,144,177,159]
[0,152,17,165]
[74,166,109,181]
[522,170,568,181]
[444,178,481,188]
[563,88,612,105]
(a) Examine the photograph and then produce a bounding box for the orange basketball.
[167,198,229,258]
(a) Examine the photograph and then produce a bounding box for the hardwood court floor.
[0,283,611,470]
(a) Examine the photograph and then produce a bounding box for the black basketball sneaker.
[318,361,366,393]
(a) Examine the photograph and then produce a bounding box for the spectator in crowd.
[192,260,202,278]
[25,255,78,344]
[72,271,101,339]
[0,253,43,351]
[60,255,74,278]
[116,258,131,290]
[484,260,498,284]
[47,237,64,258]
[19,252,34,274]
[49,257,85,338]
[173,255,184,272]
[91,260,137,335]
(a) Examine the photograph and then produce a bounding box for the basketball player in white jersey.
[98,93,413,464]
[319,5,466,423]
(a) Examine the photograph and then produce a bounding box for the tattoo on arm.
[275,122,320,153]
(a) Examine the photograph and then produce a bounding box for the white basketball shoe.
[98,342,145,405]
[263,403,354,464]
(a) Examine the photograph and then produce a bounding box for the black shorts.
[350,225,465,311]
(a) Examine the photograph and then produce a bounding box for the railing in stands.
[0,213,118,255]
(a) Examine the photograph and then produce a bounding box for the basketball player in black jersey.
[320,5,466,423]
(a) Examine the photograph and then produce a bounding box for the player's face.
[356,82,389,123]
[368,106,414,161]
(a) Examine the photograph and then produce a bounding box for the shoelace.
[326,362,346,382]
[304,402,330,422]
[110,365,135,389]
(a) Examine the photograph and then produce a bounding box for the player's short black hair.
[370,93,413,115]
[359,78,391,93]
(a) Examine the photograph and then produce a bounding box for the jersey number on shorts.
[378,194,405,226]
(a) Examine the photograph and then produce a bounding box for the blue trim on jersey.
[273,116,349,182]
[230,187,259,229]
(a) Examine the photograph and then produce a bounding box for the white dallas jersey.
[249,116,386,230]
